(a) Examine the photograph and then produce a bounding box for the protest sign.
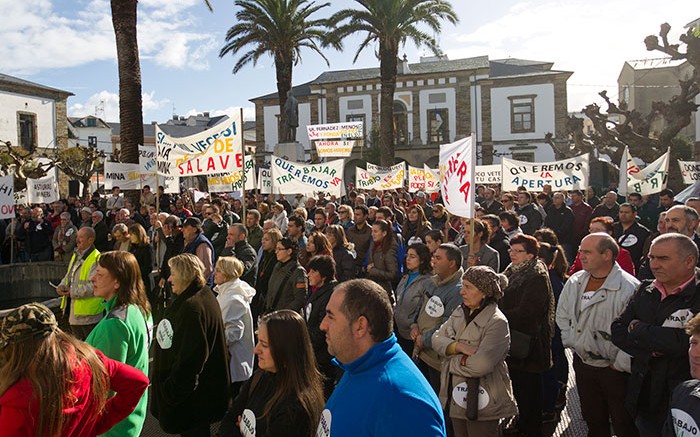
[475,165,502,184]
[501,154,589,192]
[424,165,440,194]
[366,162,404,174]
[626,149,670,195]
[314,140,358,158]
[307,122,363,140]
[139,145,157,174]
[356,163,406,190]
[104,162,142,190]
[408,166,425,192]
[271,156,344,196]
[156,114,243,176]
[27,175,59,204]
[440,135,476,218]
[257,168,272,194]
[207,155,256,193]
[679,160,700,185]
[0,174,14,219]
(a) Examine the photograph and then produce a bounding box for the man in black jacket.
[516,191,542,235]
[545,192,575,261]
[612,233,700,436]
[221,223,257,288]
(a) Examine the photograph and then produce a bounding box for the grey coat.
[394,273,433,340]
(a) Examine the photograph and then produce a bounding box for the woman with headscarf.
[433,266,518,437]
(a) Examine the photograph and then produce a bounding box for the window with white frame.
[18,112,37,152]
[509,95,536,133]
[427,108,449,144]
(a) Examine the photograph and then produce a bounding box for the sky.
[1,0,696,124]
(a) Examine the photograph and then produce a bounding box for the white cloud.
[442,0,694,111]
[69,90,168,122]
[185,106,256,121]
[0,0,217,74]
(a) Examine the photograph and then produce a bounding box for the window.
[509,95,536,133]
[393,101,408,146]
[427,108,449,144]
[428,93,447,104]
[17,112,37,152]
[347,99,364,110]
[86,117,97,127]
[512,152,535,162]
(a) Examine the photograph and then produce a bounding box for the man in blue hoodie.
[318,279,446,437]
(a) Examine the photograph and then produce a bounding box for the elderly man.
[91,210,110,252]
[180,217,215,287]
[52,212,78,263]
[19,207,54,261]
[57,227,102,340]
[221,223,257,287]
[665,205,700,262]
[592,191,620,223]
[612,234,700,436]
[557,233,639,437]
[480,187,502,215]
[111,223,131,252]
[319,279,446,436]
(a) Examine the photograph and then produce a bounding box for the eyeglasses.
[508,248,527,253]
[275,247,288,252]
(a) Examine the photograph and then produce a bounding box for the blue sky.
[1,0,695,123]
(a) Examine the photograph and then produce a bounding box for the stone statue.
[283,90,298,142]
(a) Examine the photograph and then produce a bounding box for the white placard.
[207,155,256,193]
[271,156,344,196]
[678,160,700,185]
[27,175,59,204]
[475,165,501,184]
[626,150,669,196]
[501,154,589,192]
[307,121,363,140]
[0,174,14,219]
[408,166,425,192]
[440,135,476,218]
[424,165,440,194]
[257,168,272,194]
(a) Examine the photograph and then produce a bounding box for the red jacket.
[0,350,149,437]
[569,246,636,277]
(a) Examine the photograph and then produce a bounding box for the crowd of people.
[1,181,700,437]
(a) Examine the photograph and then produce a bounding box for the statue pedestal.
[274,142,305,162]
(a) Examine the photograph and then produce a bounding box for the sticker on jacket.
[580,291,596,311]
[66,228,74,236]
[316,409,332,437]
[663,309,695,329]
[425,296,445,318]
[156,319,174,349]
[452,382,490,410]
[519,215,528,225]
[618,234,638,247]
[240,409,256,437]
[670,408,698,436]
[304,302,312,322]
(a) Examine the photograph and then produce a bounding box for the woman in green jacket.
[87,250,153,437]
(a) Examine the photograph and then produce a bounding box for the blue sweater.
[321,334,446,437]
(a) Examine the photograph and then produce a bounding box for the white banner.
[307,121,364,140]
[408,166,425,192]
[627,150,670,195]
[257,168,272,194]
[139,145,157,174]
[440,135,476,218]
[355,164,406,190]
[207,155,256,193]
[475,165,502,184]
[14,189,27,207]
[27,175,59,204]
[271,156,344,196]
[314,140,357,158]
[104,162,143,191]
[366,162,404,174]
[156,114,244,176]
[679,160,700,185]
[501,154,589,192]
[424,165,440,194]
[0,175,14,219]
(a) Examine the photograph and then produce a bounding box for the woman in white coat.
[433,266,517,437]
[213,256,256,398]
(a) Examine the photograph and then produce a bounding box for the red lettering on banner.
[460,181,471,202]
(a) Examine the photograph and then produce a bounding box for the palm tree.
[327,0,458,166]
[220,0,333,142]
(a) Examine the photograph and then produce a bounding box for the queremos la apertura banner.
[0,174,14,220]
[501,154,589,192]
[440,135,476,218]
[271,156,344,196]
[307,122,363,158]
[156,113,244,177]
[355,162,406,190]
[475,165,502,184]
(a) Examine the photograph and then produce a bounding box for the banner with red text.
[440,135,476,218]
[356,162,406,190]
[0,174,14,219]
[501,154,589,192]
[408,166,425,192]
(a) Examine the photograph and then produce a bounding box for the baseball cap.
[0,303,58,349]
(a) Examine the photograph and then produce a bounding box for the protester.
[0,303,149,436]
[569,217,636,276]
[92,210,111,252]
[325,224,356,282]
[458,218,500,272]
[265,237,307,314]
[346,205,372,275]
[245,210,264,251]
[402,204,432,245]
[300,231,333,271]
[320,279,446,436]
[433,266,518,436]
[151,253,230,436]
[52,211,78,262]
[367,219,399,301]
[255,229,282,321]
[86,251,153,437]
[128,223,153,299]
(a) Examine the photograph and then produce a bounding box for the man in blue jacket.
[318,279,446,437]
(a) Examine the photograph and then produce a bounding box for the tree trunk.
[111,0,143,165]
[276,53,293,144]
[379,44,398,166]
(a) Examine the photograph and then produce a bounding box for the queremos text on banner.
[408,166,425,192]
[307,122,363,158]
[156,114,243,176]
[27,175,59,204]
[626,149,670,195]
[207,155,256,193]
[679,160,700,185]
[475,165,502,184]
[271,156,344,196]
[257,168,272,194]
[440,135,476,218]
[355,163,406,191]
[424,165,440,193]
[0,174,14,219]
[501,154,589,192]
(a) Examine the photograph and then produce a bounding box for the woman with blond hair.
[0,303,149,436]
[214,256,256,398]
[86,250,153,436]
[151,253,229,436]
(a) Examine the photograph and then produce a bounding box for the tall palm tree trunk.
[379,45,398,166]
[111,0,144,165]
[276,53,293,143]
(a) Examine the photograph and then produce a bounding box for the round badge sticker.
[316,409,332,437]
[424,295,445,318]
[619,234,638,247]
[519,215,528,225]
[671,408,699,437]
[156,319,174,350]
[66,228,74,236]
[451,382,490,410]
[240,409,256,437]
